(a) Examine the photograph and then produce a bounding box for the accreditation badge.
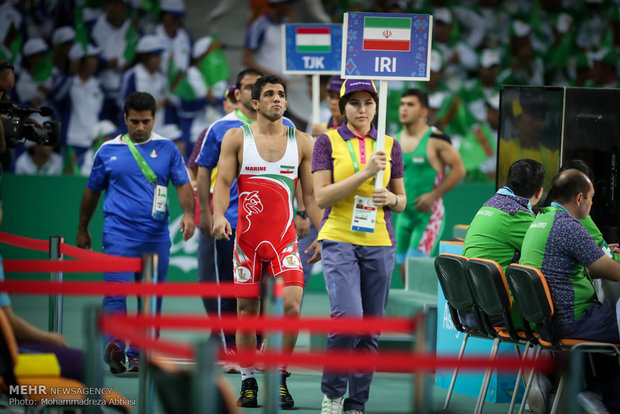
[152,184,168,221]
[351,195,377,233]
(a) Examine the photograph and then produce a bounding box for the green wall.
[0,174,494,290]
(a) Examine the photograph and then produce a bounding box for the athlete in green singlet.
[395,89,465,283]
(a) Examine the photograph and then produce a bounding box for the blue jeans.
[101,233,170,358]
[320,239,395,412]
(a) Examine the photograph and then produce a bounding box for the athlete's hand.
[372,188,394,207]
[365,151,387,178]
[414,192,437,213]
[179,214,195,241]
[609,243,620,255]
[294,214,310,239]
[305,239,321,264]
[76,228,92,250]
[213,215,232,240]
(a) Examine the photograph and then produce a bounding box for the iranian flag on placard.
[296,27,331,53]
[363,16,412,51]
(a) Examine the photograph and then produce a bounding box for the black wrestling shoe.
[237,377,258,407]
[280,371,294,409]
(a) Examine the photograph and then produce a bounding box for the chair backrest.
[505,264,558,346]
[434,254,473,311]
[466,258,522,340]
[434,254,487,334]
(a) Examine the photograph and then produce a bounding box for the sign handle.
[312,74,321,127]
[375,79,388,189]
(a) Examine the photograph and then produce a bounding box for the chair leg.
[443,333,469,411]
[475,338,500,414]
[518,346,541,414]
[509,345,529,414]
[549,375,565,414]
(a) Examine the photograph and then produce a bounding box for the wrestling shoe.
[237,377,258,407]
[280,371,294,409]
[127,356,140,373]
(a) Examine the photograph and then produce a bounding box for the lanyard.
[235,109,252,125]
[345,137,374,173]
[550,202,571,215]
[497,186,533,213]
[124,135,158,185]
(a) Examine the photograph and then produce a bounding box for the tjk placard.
[283,24,342,74]
[342,12,432,81]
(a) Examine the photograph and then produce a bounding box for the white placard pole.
[312,74,321,127]
[375,79,388,189]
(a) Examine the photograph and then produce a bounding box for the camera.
[0,101,60,148]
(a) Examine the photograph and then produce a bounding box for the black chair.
[506,264,620,414]
[434,253,493,412]
[466,258,538,414]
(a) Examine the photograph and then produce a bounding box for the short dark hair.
[506,159,545,198]
[401,88,429,108]
[560,159,594,181]
[549,169,592,204]
[124,92,156,115]
[251,75,287,100]
[235,68,263,90]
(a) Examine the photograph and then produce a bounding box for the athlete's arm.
[212,128,242,240]
[197,166,214,237]
[294,185,309,239]
[414,139,465,212]
[76,187,101,249]
[298,132,322,264]
[314,150,387,209]
[175,182,196,241]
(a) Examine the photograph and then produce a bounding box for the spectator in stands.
[14,142,62,175]
[91,0,139,122]
[156,0,191,95]
[15,38,54,117]
[520,169,620,414]
[313,79,406,414]
[118,34,169,131]
[56,44,104,172]
[243,0,312,129]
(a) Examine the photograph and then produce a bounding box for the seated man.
[462,158,544,331]
[520,169,620,413]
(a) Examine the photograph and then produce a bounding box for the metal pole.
[374,79,388,189]
[192,337,220,414]
[312,74,321,127]
[48,236,63,334]
[263,276,283,414]
[139,253,157,414]
[566,350,585,414]
[84,305,104,414]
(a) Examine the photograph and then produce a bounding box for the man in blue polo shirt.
[77,91,195,374]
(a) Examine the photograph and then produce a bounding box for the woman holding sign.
[312,79,406,413]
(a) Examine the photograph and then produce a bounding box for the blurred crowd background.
[2,0,619,182]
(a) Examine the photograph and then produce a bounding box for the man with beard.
[212,75,322,409]
[195,69,295,366]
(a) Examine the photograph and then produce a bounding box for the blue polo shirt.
[88,133,190,242]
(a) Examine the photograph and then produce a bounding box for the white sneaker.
[321,394,344,414]
[344,410,363,414]
[578,391,611,414]
[527,373,551,414]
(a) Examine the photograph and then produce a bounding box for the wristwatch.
[296,210,308,219]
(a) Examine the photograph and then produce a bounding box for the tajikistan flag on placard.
[363,16,412,51]
[296,27,331,53]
